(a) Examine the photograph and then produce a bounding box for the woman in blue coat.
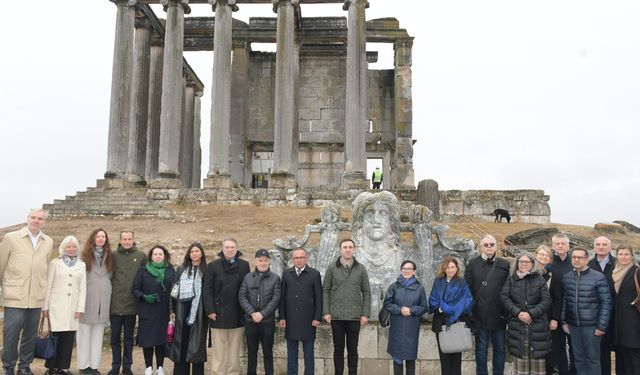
[132,245,176,375]
[383,260,428,375]
[428,256,473,375]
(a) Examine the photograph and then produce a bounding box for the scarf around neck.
[62,254,78,268]
[146,261,167,290]
[612,262,634,293]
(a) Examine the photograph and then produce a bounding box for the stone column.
[192,91,203,188]
[230,39,249,187]
[180,76,196,188]
[342,0,369,189]
[126,13,151,185]
[151,0,190,189]
[204,0,238,189]
[270,0,299,189]
[105,0,136,179]
[392,38,415,189]
[145,34,164,181]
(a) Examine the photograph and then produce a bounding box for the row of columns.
[105,0,203,189]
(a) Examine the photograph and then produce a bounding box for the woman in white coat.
[43,235,87,375]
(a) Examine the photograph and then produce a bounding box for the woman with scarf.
[77,228,114,374]
[43,235,87,375]
[500,252,551,375]
[168,243,208,375]
[383,260,428,375]
[611,244,640,374]
[132,245,176,375]
[428,256,473,375]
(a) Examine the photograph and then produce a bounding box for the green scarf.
[146,261,167,290]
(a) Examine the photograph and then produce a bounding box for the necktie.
[296,268,301,276]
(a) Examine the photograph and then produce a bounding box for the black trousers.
[245,321,275,375]
[110,314,136,371]
[173,314,205,375]
[330,320,361,375]
[143,346,165,368]
[616,347,640,375]
[436,334,462,375]
[44,331,75,370]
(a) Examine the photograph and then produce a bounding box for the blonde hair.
[59,235,80,257]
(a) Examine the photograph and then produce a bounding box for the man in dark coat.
[203,238,250,375]
[547,233,576,375]
[464,234,510,375]
[561,247,612,375]
[239,249,281,375]
[279,248,322,375]
[587,236,618,375]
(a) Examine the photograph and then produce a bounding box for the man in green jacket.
[108,230,146,375]
[323,239,372,375]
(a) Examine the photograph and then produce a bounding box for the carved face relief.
[363,201,392,242]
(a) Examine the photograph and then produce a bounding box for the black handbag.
[34,315,58,360]
[378,306,391,327]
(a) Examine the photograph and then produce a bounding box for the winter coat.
[132,264,176,347]
[203,251,250,329]
[428,276,473,334]
[0,227,53,308]
[168,265,208,364]
[548,253,573,321]
[588,255,617,349]
[322,258,372,320]
[561,267,612,330]
[464,255,510,330]
[588,255,617,279]
[110,245,146,316]
[43,257,86,332]
[239,269,281,324]
[612,265,640,349]
[500,272,551,359]
[384,276,428,360]
[79,252,112,325]
[279,265,323,341]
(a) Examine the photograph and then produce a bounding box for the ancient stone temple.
[102,0,416,191]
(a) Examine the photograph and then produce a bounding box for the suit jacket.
[0,227,53,308]
[279,265,322,341]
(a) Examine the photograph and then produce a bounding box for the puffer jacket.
[561,267,612,331]
[500,272,551,359]
[238,269,281,323]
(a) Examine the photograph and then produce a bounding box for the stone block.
[320,108,345,121]
[377,326,390,358]
[357,325,379,358]
[595,222,626,234]
[299,108,322,120]
[360,358,392,374]
[418,328,439,360]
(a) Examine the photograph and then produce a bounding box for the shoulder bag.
[632,268,640,314]
[34,315,58,360]
[379,283,396,327]
[438,321,473,353]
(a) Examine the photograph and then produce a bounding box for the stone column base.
[97,178,142,189]
[149,176,183,189]
[270,172,296,189]
[203,174,232,189]
[126,173,147,186]
[342,172,369,189]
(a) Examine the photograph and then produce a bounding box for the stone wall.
[238,323,511,374]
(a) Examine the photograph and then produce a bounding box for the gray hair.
[551,233,570,244]
[512,252,538,275]
[59,235,80,256]
[28,208,48,220]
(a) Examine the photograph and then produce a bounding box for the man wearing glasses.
[464,235,510,375]
[561,247,612,375]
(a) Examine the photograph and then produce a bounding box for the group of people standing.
[1,208,639,375]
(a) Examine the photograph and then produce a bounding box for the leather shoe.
[57,370,73,375]
[107,370,119,375]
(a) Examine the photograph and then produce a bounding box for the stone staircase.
[43,179,164,217]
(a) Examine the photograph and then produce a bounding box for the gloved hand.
[143,294,158,303]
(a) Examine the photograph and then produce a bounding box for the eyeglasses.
[482,243,496,248]
[518,260,532,264]
[401,267,415,271]
[292,256,307,260]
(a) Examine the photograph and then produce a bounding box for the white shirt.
[26,227,42,250]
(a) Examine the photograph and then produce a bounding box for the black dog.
[492,209,511,223]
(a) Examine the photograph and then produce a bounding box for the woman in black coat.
[611,245,640,375]
[169,243,208,375]
[500,252,551,375]
[383,260,428,375]
[132,245,176,375]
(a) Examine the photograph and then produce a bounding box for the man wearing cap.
[238,249,281,375]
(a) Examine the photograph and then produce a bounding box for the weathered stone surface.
[614,220,640,233]
[417,179,440,221]
[505,227,560,246]
[595,222,626,234]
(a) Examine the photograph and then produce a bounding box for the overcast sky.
[1,0,639,228]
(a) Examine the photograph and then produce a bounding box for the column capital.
[232,38,249,50]
[209,0,239,12]
[161,0,190,14]
[394,37,414,50]
[134,15,151,29]
[150,32,164,47]
[110,0,137,5]
[272,0,299,13]
[342,0,368,11]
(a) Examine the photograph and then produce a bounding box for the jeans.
[286,339,315,375]
[330,320,361,375]
[474,328,506,375]
[569,325,602,375]
[245,321,275,375]
[2,307,41,372]
[552,327,576,374]
[110,315,136,371]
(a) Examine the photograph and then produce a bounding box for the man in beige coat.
[0,208,54,375]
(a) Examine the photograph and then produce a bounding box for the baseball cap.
[255,249,270,258]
